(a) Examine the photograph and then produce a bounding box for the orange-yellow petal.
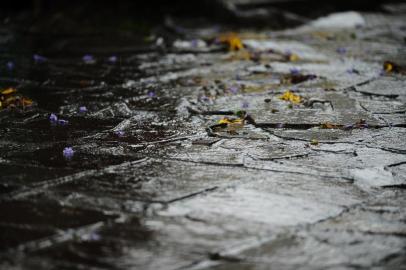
[384,62,393,72]
[218,33,244,51]
[218,117,232,124]
[279,90,302,104]
[1,88,16,95]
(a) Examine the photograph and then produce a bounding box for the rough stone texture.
[0,5,405,270]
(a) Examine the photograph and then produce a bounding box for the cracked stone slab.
[205,90,379,126]
[48,158,282,204]
[359,99,406,114]
[271,127,374,143]
[161,186,343,227]
[203,191,406,270]
[363,128,406,152]
[355,75,406,98]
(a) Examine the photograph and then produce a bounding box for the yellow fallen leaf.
[218,117,232,124]
[218,117,243,125]
[383,61,406,74]
[310,139,319,145]
[217,117,245,133]
[0,87,33,110]
[279,90,302,104]
[218,33,244,51]
[384,61,393,72]
[1,88,17,95]
[22,98,33,106]
[320,122,340,129]
[288,53,299,62]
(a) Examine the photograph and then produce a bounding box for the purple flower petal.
[33,54,47,63]
[200,96,210,103]
[63,147,74,159]
[49,113,58,123]
[58,119,69,126]
[191,39,198,48]
[290,68,300,75]
[82,54,95,64]
[336,47,347,54]
[229,86,239,94]
[147,91,156,98]
[343,124,354,130]
[89,233,101,241]
[242,101,249,108]
[6,61,14,71]
[108,55,117,63]
[79,106,87,113]
[115,130,125,137]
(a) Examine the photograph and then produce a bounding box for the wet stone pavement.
[1,7,406,270]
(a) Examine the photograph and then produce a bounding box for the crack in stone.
[381,184,406,190]
[158,156,245,167]
[310,148,358,156]
[373,110,406,114]
[351,87,400,99]
[361,145,406,155]
[163,155,354,182]
[385,161,406,168]
[245,152,310,161]
[167,186,219,204]
[340,76,401,99]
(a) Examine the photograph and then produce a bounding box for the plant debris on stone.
[0,88,33,110]
[279,90,302,104]
[383,61,406,74]
[218,32,244,51]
